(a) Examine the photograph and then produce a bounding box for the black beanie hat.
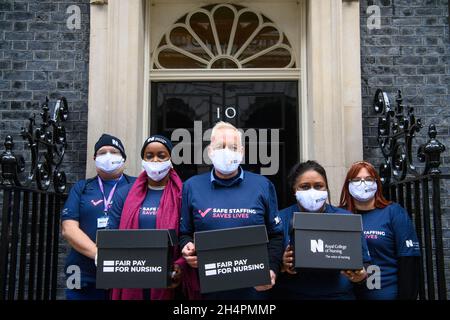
[141,134,173,159]
[94,133,127,160]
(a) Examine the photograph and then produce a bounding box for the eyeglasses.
[349,177,376,186]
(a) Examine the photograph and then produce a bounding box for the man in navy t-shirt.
[179,121,284,300]
[61,134,135,300]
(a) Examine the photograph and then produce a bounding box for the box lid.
[195,225,268,251]
[97,229,178,249]
[292,212,362,232]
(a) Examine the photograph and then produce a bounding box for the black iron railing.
[0,97,69,300]
[0,185,66,300]
[374,89,448,300]
[386,175,448,300]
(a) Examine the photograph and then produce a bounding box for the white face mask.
[142,159,171,182]
[209,148,243,175]
[349,181,377,202]
[95,153,124,173]
[295,189,328,212]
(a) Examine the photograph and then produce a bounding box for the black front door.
[151,81,299,209]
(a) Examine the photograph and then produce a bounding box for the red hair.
[339,161,391,213]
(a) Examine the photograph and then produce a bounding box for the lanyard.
[97,176,120,213]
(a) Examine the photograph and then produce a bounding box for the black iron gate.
[0,186,66,300]
[374,89,448,300]
[0,97,69,300]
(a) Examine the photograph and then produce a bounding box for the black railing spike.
[0,136,25,186]
[419,124,446,175]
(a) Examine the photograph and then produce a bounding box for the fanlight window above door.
[152,3,295,69]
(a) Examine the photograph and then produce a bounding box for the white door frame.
[143,0,307,163]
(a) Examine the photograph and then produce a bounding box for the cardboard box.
[195,225,271,293]
[291,212,363,270]
[96,229,177,289]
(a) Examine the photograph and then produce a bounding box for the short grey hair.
[209,121,243,146]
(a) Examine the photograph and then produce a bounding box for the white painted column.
[87,0,145,177]
[86,1,108,176]
[306,0,362,204]
[342,0,363,167]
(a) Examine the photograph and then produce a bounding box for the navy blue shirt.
[180,168,283,300]
[61,175,135,285]
[107,184,164,230]
[355,203,420,300]
[180,168,282,236]
[271,203,371,300]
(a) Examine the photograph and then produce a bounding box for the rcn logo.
[310,239,324,253]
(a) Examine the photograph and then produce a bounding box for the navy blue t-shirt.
[180,168,282,235]
[355,203,420,300]
[61,175,135,285]
[180,168,283,300]
[270,203,371,300]
[107,184,164,230]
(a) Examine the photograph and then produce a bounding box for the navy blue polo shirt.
[61,175,135,285]
[355,203,420,300]
[180,167,283,300]
[271,203,371,300]
[107,183,164,230]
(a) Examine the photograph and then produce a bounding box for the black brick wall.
[360,0,449,169]
[0,0,90,186]
[0,0,90,300]
[360,0,450,297]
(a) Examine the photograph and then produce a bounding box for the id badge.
[97,216,109,229]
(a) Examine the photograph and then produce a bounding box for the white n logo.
[112,139,119,147]
[406,240,413,248]
[310,239,324,253]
